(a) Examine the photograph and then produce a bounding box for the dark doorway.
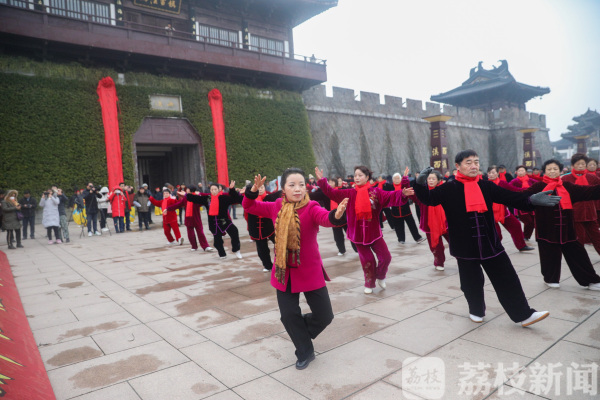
[133,118,207,189]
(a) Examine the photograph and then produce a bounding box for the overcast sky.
[293,0,600,141]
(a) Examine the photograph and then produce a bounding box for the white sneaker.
[545,282,560,288]
[94,231,101,236]
[364,287,373,294]
[337,252,344,256]
[521,311,550,327]
[204,246,214,252]
[235,250,243,259]
[169,241,176,245]
[416,237,426,244]
[435,266,445,271]
[190,248,198,252]
[376,279,386,289]
[178,237,184,245]
[88,232,93,237]
[101,228,109,232]
[220,255,227,259]
[263,268,270,272]
[587,282,600,291]
[469,314,484,323]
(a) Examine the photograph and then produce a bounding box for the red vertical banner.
[208,89,229,186]
[97,77,124,190]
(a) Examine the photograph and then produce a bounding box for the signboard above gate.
[133,0,182,15]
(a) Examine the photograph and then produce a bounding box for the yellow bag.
[129,207,136,222]
[72,205,87,225]
[154,206,162,216]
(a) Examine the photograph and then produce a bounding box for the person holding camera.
[2,189,23,249]
[109,186,127,233]
[57,188,70,243]
[83,182,102,236]
[98,186,110,232]
[19,190,36,240]
[40,188,62,244]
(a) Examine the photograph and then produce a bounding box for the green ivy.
[0,56,315,196]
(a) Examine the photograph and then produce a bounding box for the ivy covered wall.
[0,56,315,196]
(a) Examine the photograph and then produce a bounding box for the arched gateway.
[133,118,207,189]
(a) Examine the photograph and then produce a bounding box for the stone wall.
[302,85,551,177]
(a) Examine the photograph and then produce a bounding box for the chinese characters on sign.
[423,115,452,174]
[149,95,182,112]
[133,0,181,15]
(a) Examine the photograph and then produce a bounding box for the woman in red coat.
[243,168,348,370]
[108,186,127,233]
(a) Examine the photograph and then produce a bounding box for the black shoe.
[30,236,34,239]
[17,244,24,248]
[127,229,132,231]
[66,238,70,243]
[519,246,535,251]
[295,352,315,370]
[22,237,27,240]
[7,245,15,250]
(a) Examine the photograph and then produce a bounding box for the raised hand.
[335,198,349,220]
[314,167,324,181]
[252,174,267,192]
[229,180,236,189]
[402,187,415,197]
[403,167,410,177]
[529,190,561,207]
[416,167,433,186]
[177,190,186,197]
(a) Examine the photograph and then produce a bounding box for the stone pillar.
[575,136,589,154]
[423,115,452,173]
[519,128,538,168]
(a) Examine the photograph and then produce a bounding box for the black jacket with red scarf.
[186,189,243,236]
[245,190,279,240]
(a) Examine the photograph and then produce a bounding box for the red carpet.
[0,251,56,399]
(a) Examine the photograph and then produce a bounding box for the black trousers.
[255,236,275,269]
[138,211,150,229]
[457,252,534,322]
[393,215,422,242]
[213,224,240,257]
[47,226,61,241]
[277,281,334,362]
[332,225,358,254]
[7,229,21,247]
[538,240,600,286]
[22,216,35,238]
[380,208,395,229]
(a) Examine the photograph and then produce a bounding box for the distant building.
[555,109,600,161]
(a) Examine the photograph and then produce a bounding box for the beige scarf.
[274,193,310,283]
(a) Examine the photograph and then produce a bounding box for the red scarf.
[354,183,372,220]
[517,175,530,189]
[161,198,168,211]
[393,183,402,191]
[377,181,386,189]
[209,191,223,216]
[256,192,267,202]
[573,170,590,186]
[542,175,572,210]
[427,184,447,248]
[185,199,193,217]
[455,171,488,213]
[330,187,339,210]
[499,172,507,182]
[490,178,505,224]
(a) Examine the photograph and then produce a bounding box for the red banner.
[97,77,124,190]
[0,251,56,399]
[208,89,229,187]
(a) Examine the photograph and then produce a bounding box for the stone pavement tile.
[71,301,126,321]
[181,341,265,387]
[324,275,364,293]
[157,290,251,317]
[411,274,464,298]
[27,308,79,331]
[17,283,59,297]
[346,381,419,399]
[203,391,242,400]
[120,301,170,323]
[23,293,113,315]
[147,318,208,349]
[401,265,458,282]
[282,309,397,353]
[118,276,161,289]
[271,337,412,400]
[33,311,141,346]
[484,273,550,300]
[357,290,455,322]
[229,280,277,299]
[519,264,573,280]
[47,341,188,399]
[134,287,189,305]
[19,290,62,306]
[92,324,162,354]
[71,382,141,400]
[326,289,379,314]
[45,273,89,284]
[462,315,577,358]
[56,285,103,299]
[175,308,240,331]
[129,361,227,400]
[555,276,594,294]
[434,295,506,322]
[39,337,103,371]
[485,386,547,399]
[132,279,199,296]
[528,289,600,323]
[14,277,51,289]
[201,310,284,349]
[368,310,479,356]
[233,375,306,400]
[509,341,600,400]
[564,310,600,349]
[385,339,532,400]
[217,295,280,319]
[229,335,296,374]
[103,288,143,305]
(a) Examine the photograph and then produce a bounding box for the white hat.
[142,183,148,187]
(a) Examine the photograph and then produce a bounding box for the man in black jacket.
[83,182,102,236]
[19,190,36,239]
[414,149,560,327]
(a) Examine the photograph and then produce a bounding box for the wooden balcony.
[0,4,327,90]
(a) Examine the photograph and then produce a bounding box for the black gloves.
[529,190,561,207]
[416,167,433,186]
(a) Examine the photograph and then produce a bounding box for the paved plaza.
[3,209,600,399]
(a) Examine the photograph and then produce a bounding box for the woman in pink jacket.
[243,168,348,370]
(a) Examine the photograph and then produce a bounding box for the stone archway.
[133,118,207,190]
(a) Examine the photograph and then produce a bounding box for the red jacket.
[108,189,127,217]
[149,196,179,223]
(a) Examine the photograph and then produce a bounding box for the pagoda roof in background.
[551,138,575,149]
[430,60,550,109]
[561,109,600,143]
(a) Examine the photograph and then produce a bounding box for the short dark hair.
[542,159,564,173]
[454,149,478,165]
[487,165,498,173]
[24,189,31,194]
[353,165,373,180]
[588,158,598,165]
[209,183,221,190]
[498,164,506,169]
[187,185,197,193]
[532,167,540,171]
[571,153,589,166]
[281,167,306,187]
[428,170,443,182]
[515,165,526,172]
